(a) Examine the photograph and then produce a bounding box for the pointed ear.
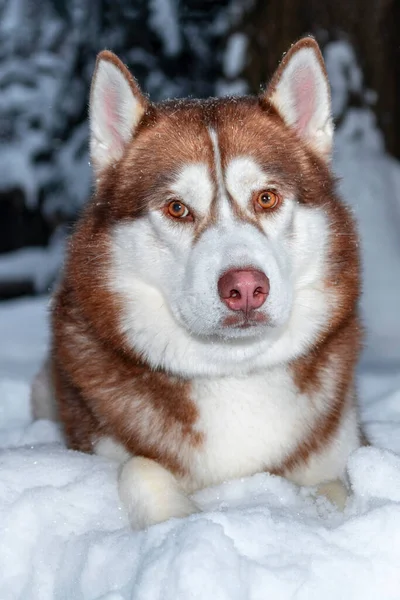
[263,37,333,159]
[89,51,148,176]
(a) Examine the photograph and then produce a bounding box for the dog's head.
[73,37,359,376]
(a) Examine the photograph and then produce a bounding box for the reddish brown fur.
[275,316,363,475]
[52,280,202,476]
[52,41,364,483]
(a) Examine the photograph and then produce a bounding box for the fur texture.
[46,37,364,528]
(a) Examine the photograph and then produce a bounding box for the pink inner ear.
[292,66,316,136]
[104,86,123,155]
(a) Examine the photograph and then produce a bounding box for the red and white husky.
[33,37,364,528]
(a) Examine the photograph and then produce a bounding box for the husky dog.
[40,37,363,528]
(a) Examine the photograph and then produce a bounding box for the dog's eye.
[166,200,192,220]
[255,190,281,211]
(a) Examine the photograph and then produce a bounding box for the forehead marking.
[225,157,269,209]
[207,128,224,197]
[207,127,232,220]
[170,163,213,215]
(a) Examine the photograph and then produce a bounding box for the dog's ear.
[89,51,148,176]
[263,37,333,159]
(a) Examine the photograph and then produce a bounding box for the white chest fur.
[102,363,359,529]
[184,366,320,491]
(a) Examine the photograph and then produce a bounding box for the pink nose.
[218,269,269,313]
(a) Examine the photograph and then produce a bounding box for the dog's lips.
[221,311,269,329]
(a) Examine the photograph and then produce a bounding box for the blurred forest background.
[0,0,399,302]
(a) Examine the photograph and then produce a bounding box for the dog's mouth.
[221,311,269,329]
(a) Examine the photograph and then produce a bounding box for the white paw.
[118,456,198,529]
[316,479,349,510]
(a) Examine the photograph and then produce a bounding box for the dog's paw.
[118,456,199,529]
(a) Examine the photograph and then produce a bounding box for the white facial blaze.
[169,164,214,216]
[268,43,333,158]
[225,157,267,209]
[208,128,232,220]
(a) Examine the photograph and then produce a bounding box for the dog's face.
[81,39,359,376]
[109,105,328,343]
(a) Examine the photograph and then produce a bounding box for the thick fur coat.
[40,38,363,528]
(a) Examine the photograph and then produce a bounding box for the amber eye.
[167,200,191,220]
[255,190,280,211]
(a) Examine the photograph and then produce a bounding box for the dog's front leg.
[118,456,199,529]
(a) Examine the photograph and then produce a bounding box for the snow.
[324,41,364,120]
[0,1,94,214]
[148,0,181,57]
[328,40,400,368]
[217,30,249,97]
[335,117,400,368]
[0,230,65,294]
[222,32,248,78]
[0,296,49,384]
